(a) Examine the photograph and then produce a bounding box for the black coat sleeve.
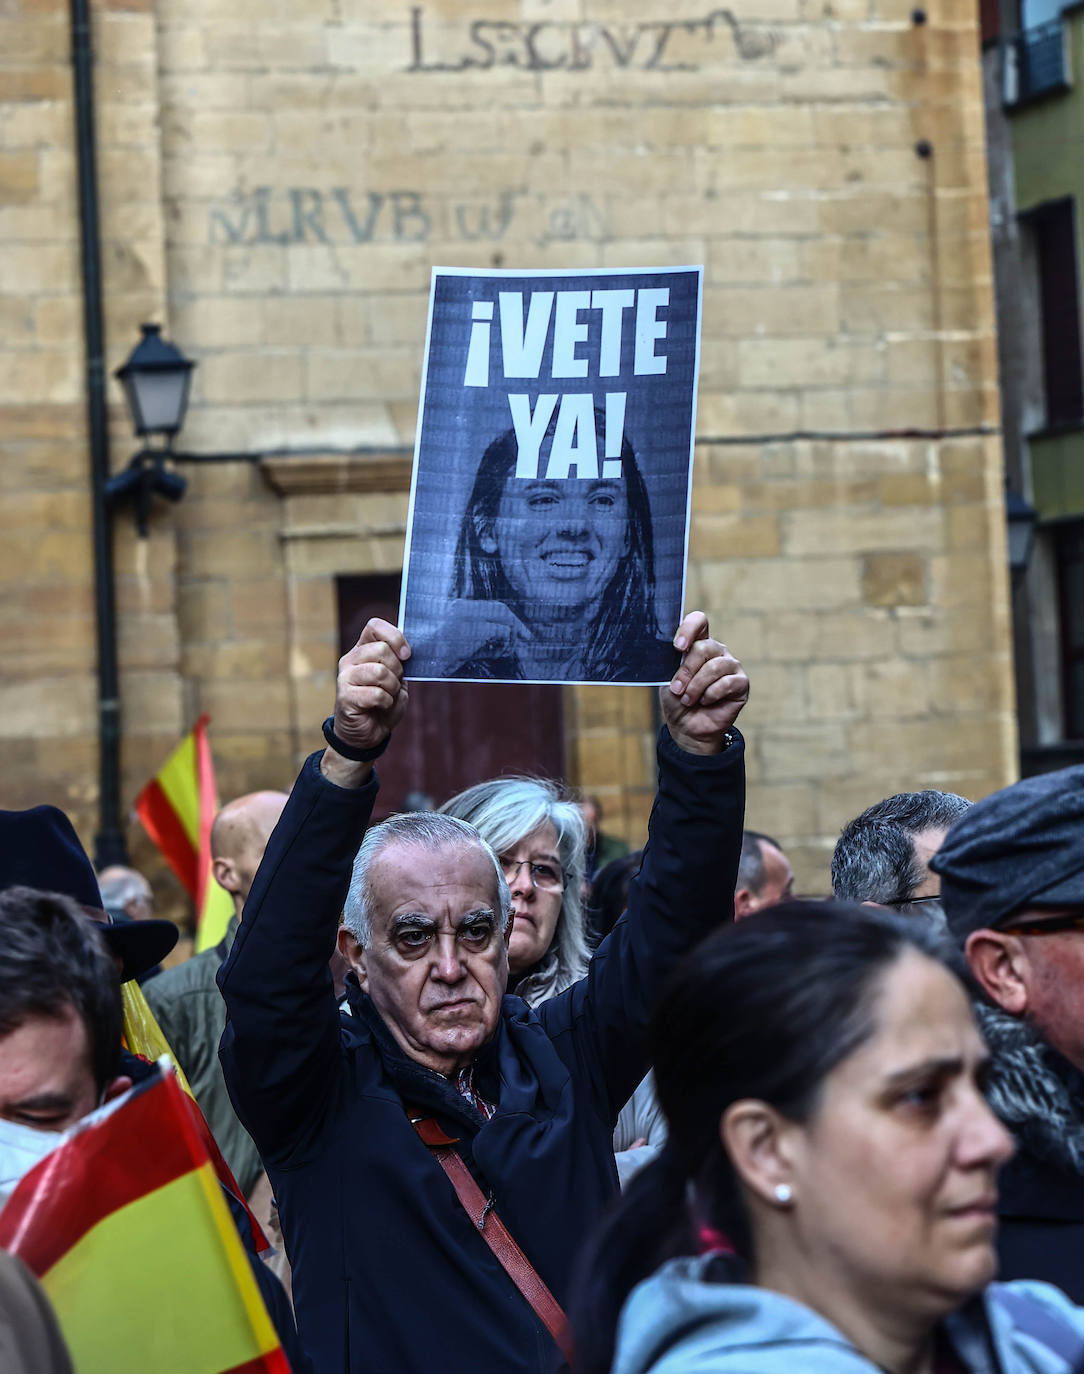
[538,726,745,1120]
[217,751,379,1165]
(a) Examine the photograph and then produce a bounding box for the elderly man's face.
[345,840,510,1077]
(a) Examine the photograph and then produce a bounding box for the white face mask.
[0,1116,66,1207]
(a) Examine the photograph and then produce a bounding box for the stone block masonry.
[2,0,1013,907]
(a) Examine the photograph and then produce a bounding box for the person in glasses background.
[438,776,667,1182]
[831,789,972,923]
[439,776,589,1007]
[930,764,1084,1301]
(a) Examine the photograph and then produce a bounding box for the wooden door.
[337,575,567,817]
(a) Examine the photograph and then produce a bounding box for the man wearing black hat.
[931,764,1084,1300]
[0,805,179,983]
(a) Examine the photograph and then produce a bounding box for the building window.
[1056,520,1084,738]
[1022,198,1084,429]
[1020,0,1063,34]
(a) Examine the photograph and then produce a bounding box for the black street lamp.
[115,322,195,436]
[107,324,195,535]
[1006,484,1038,576]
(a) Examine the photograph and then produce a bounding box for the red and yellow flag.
[0,1067,288,1373]
[136,714,234,952]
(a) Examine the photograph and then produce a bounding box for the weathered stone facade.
[1,0,1014,913]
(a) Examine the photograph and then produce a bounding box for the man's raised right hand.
[321,618,410,784]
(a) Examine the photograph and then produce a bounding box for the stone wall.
[1,0,1015,908]
[1,0,177,844]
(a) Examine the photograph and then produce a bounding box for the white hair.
[439,776,589,1006]
[343,811,510,947]
[96,867,150,910]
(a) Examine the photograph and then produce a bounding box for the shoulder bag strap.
[406,1107,574,1366]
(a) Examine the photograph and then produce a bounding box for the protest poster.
[400,265,703,685]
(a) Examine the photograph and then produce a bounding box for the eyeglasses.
[884,895,944,917]
[499,857,564,892]
[998,911,1084,937]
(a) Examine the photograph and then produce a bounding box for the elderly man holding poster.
[218,611,747,1374]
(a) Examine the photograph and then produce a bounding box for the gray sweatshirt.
[612,1255,1084,1374]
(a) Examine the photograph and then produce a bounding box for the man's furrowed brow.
[389,909,497,936]
[458,908,497,926]
[390,913,437,935]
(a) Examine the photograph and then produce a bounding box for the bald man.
[733,830,794,922]
[145,791,288,1194]
[208,791,292,916]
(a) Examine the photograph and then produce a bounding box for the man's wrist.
[667,727,736,757]
[319,748,374,789]
[322,717,390,762]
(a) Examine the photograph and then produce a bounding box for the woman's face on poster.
[481,475,631,618]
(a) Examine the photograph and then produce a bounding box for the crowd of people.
[2,609,1084,1374]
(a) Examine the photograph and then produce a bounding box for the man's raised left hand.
[321,617,410,786]
[660,611,749,756]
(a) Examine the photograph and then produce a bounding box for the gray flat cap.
[930,764,1084,942]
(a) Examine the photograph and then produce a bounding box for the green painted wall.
[1012,11,1084,215]
[1031,428,1084,516]
[1011,10,1084,519]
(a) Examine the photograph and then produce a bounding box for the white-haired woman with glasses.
[439,776,664,1180]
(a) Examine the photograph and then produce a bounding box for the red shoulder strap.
[406,1107,574,1366]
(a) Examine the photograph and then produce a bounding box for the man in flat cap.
[931,764,1084,1299]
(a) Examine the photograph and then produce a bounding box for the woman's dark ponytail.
[570,1146,693,1374]
[572,1136,752,1374]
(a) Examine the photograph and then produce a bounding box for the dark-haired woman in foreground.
[575,902,1084,1374]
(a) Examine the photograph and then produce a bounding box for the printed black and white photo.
[401,267,703,685]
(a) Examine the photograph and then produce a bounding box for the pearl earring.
[773,1183,792,1204]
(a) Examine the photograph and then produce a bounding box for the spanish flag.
[135,714,234,952]
[117,994,270,1256]
[0,1066,288,1373]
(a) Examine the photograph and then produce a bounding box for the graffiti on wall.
[203,6,776,246]
[207,188,609,246]
[406,6,776,71]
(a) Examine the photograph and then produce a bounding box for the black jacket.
[998,1147,1084,1302]
[977,1003,1084,1303]
[218,727,744,1374]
